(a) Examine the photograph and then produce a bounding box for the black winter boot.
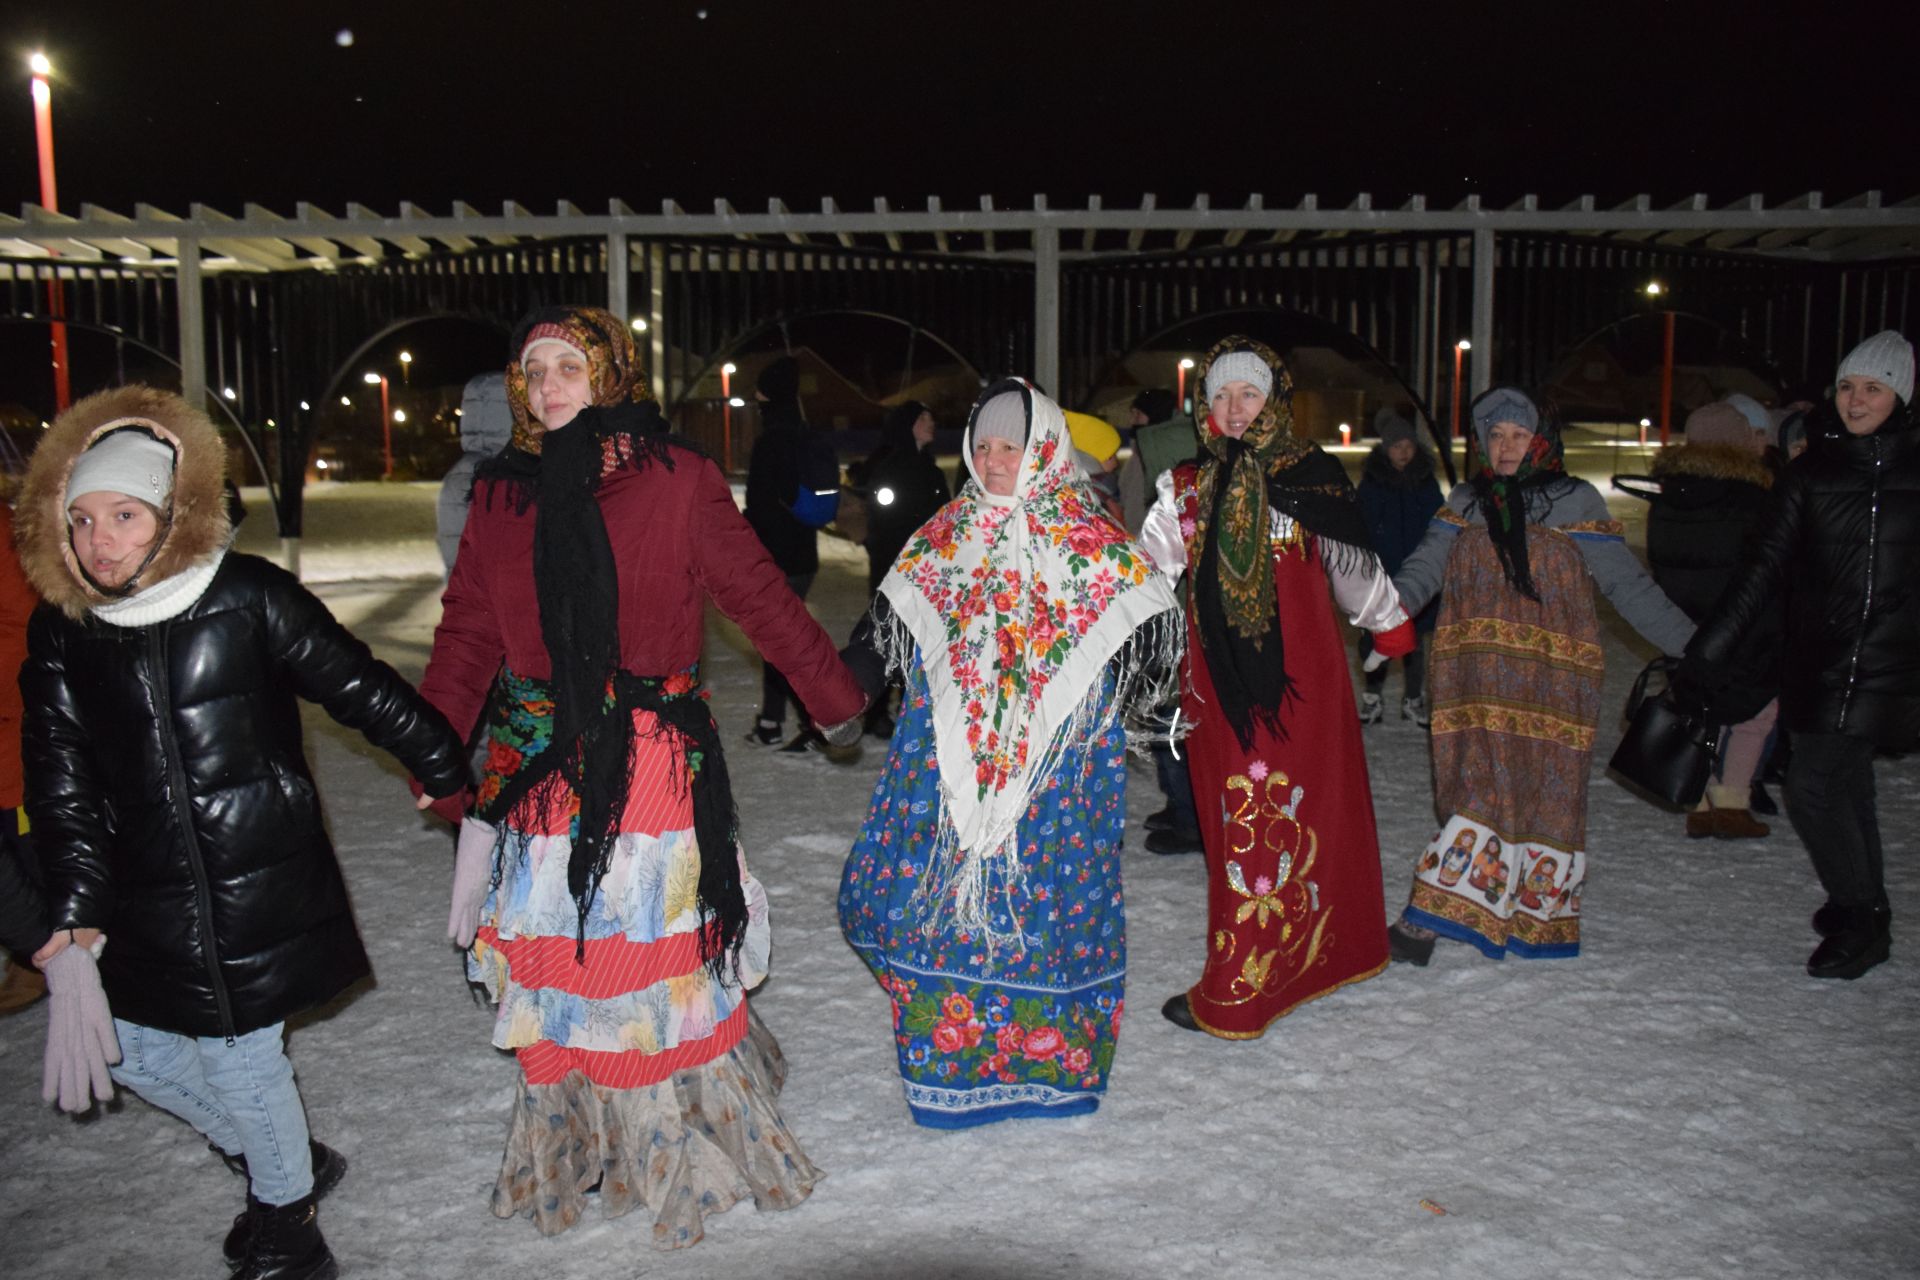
[1806,907,1892,980]
[1812,895,1892,939]
[233,1195,336,1280]
[224,1143,348,1267]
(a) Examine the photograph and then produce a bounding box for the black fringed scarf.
[473,397,750,978]
[1463,387,1566,603]
[1189,339,1380,749]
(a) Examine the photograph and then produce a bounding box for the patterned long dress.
[468,668,818,1241]
[840,662,1128,1128]
[1402,515,1605,957]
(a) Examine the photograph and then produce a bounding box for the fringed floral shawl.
[873,379,1181,946]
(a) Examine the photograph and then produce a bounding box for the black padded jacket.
[22,553,468,1038]
[1686,406,1920,748]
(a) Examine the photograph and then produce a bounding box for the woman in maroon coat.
[421,306,864,1245]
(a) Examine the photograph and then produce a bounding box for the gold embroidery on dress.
[1211,771,1328,1005]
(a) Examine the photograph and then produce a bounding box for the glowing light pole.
[29,52,70,411]
[720,362,737,473]
[364,371,393,479]
[1177,357,1196,411]
[397,349,412,384]
[1647,281,1675,445]
[1451,340,1472,448]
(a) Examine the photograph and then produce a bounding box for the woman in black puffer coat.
[1683,331,1920,980]
[1637,401,1781,840]
[17,385,467,1276]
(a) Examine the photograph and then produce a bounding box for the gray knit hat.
[1373,407,1417,447]
[1204,351,1273,402]
[1836,330,1914,404]
[66,427,175,512]
[971,391,1027,447]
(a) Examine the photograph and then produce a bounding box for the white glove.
[1363,648,1391,673]
[819,714,864,749]
[42,944,120,1113]
[448,815,498,949]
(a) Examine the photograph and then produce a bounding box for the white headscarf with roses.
[874,379,1180,947]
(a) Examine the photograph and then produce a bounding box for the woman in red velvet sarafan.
[1139,337,1413,1039]
[420,306,865,1245]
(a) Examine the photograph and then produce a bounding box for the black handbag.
[1608,658,1724,809]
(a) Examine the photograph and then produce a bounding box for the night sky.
[1,1,1904,220]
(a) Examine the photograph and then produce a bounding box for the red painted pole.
[31,67,71,412]
[721,367,733,474]
[1176,362,1186,410]
[1658,310,1675,446]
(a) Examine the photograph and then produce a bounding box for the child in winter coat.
[18,386,468,1280]
[1355,411,1444,725]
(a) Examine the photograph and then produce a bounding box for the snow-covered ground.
[2,480,1915,1280]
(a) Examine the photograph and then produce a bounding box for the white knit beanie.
[66,427,175,512]
[1836,330,1914,404]
[971,391,1027,447]
[1204,352,1273,402]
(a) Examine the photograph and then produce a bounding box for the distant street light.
[392,409,407,423]
[1177,356,1196,409]
[28,51,69,411]
[363,371,393,478]
[720,363,737,473]
[398,350,412,384]
[222,387,237,400]
[1648,284,1676,446]
[1451,340,1472,449]
[339,396,352,407]
[631,317,649,332]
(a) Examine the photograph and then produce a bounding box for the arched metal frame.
[2,191,1916,543]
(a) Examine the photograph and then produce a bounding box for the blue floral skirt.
[839,662,1128,1129]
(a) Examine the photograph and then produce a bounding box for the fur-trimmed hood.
[16,385,231,620]
[1649,441,1774,490]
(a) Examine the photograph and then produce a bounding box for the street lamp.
[630,317,649,332]
[1451,340,1472,449]
[720,362,737,473]
[29,52,70,411]
[397,350,412,384]
[363,371,393,479]
[1177,357,1196,411]
[1646,281,1675,446]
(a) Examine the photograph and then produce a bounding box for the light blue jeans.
[110,1019,314,1206]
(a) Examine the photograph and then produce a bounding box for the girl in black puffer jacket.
[17,386,468,1280]
[1684,331,1920,981]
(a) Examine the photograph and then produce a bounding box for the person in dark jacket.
[855,400,949,591]
[848,401,950,737]
[1681,330,1919,981]
[743,355,836,748]
[1355,410,1444,725]
[17,385,468,1280]
[1638,401,1780,839]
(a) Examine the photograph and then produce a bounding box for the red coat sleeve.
[688,460,865,726]
[420,500,507,744]
[0,507,39,809]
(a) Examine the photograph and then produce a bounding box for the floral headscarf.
[877,379,1180,944]
[1187,337,1374,745]
[504,305,652,455]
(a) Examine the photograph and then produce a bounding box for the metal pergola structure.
[5,189,1917,406]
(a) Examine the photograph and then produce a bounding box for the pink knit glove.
[448,815,497,949]
[42,944,120,1113]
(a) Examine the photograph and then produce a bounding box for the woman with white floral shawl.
[839,379,1180,1128]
